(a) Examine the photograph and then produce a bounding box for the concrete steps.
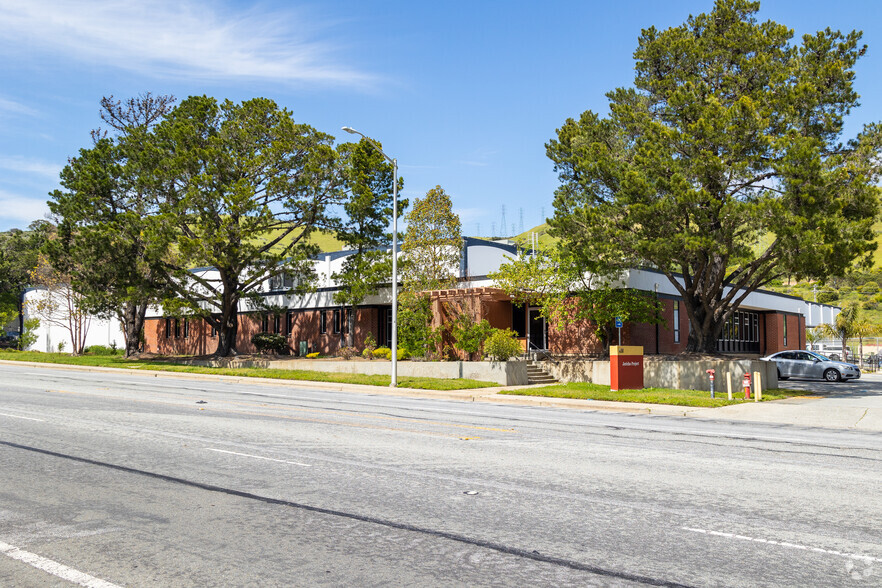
[526,361,558,385]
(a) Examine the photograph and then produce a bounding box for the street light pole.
[341,126,399,387]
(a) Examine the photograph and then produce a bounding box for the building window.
[287,312,295,334]
[333,309,341,334]
[274,314,281,334]
[673,301,680,343]
[209,319,217,337]
[183,319,189,339]
[783,315,788,346]
[174,318,181,339]
[261,315,269,333]
[319,311,327,334]
[165,318,172,339]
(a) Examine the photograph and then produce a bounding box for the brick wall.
[763,312,803,354]
[145,306,385,356]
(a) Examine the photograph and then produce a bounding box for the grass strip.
[501,381,809,407]
[0,351,497,391]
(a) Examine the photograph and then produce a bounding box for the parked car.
[762,350,861,382]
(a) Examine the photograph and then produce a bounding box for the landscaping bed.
[501,382,810,408]
[0,351,498,391]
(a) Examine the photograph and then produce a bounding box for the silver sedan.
[761,350,861,382]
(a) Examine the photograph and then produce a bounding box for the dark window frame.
[673,301,680,344]
[319,311,327,335]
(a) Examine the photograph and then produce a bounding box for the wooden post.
[726,372,733,401]
[753,370,762,402]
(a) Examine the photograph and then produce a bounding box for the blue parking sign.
[615,317,623,328]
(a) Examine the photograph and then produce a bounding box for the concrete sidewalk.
[5,359,882,432]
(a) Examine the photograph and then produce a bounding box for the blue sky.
[1,0,881,235]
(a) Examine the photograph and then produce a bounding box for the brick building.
[142,238,833,357]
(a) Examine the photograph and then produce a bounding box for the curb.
[1,359,673,414]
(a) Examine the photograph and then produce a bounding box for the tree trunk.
[347,304,355,348]
[121,303,148,358]
[684,302,725,354]
[214,290,239,356]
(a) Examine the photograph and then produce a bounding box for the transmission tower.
[500,205,507,237]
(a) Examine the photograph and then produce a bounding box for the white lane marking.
[205,448,311,467]
[0,412,44,422]
[683,527,881,563]
[0,541,122,587]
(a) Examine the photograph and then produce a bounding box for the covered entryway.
[528,308,548,351]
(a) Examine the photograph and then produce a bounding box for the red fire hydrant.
[743,373,751,399]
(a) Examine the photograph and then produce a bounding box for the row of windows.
[267,273,296,291]
[164,318,190,339]
[721,311,760,343]
[165,317,217,338]
[164,309,353,340]
[260,309,350,335]
[319,309,349,335]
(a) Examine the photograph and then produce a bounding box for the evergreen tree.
[548,0,880,353]
[332,137,405,347]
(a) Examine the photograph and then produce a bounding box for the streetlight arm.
[341,126,392,166]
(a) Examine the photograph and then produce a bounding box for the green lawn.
[501,381,809,408]
[0,351,497,391]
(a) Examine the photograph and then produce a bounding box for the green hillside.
[258,228,345,254]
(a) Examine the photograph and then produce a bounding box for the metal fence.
[808,337,880,371]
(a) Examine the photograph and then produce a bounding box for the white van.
[809,343,847,361]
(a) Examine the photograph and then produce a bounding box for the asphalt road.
[1,363,880,587]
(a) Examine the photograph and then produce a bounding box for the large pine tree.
[548,0,881,353]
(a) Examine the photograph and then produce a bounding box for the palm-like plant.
[852,318,879,367]
[804,326,823,349]
[817,303,878,364]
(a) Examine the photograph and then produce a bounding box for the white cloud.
[0,96,38,117]
[0,156,62,179]
[0,0,375,87]
[0,191,51,227]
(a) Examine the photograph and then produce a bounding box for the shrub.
[386,347,409,361]
[484,329,522,361]
[20,317,39,350]
[449,310,493,361]
[373,347,391,359]
[817,290,838,304]
[860,282,879,294]
[306,352,320,359]
[337,346,356,360]
[362,332,377,359]
[84,344,123,356]
[397,292,439,358]
[251,332,288,354]
[0,334,18,349]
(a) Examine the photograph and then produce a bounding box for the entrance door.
[528,309,547,351]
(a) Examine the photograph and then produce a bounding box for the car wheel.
[823,368,841,382]
[777,369,789,381]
